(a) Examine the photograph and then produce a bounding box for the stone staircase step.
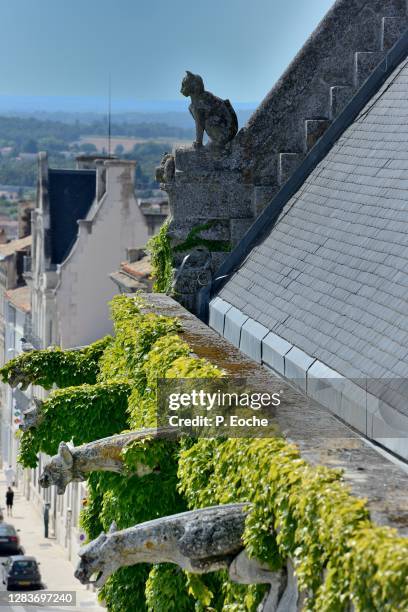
[354,51,385,88]
[278,153,302,186]
[304,119,331,152]
[330,85,355,120]
[381,16,408,51]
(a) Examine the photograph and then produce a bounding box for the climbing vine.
[147,220,173,293]
[173,220,231,254]
[178,437,408,610]
[0,336,110,390]
[147,219,231,294]
[18,382,130,467]
[8,295,408,611]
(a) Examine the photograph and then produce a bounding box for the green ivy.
[98,295,181,390]
[18,382,130,467]
[0,336,111,390]
[147,220,231,295]
[147,220,173,293]
[9,295,408,611]
[178,437,408,610]
[174,220,231,254]
[145,565,195,612]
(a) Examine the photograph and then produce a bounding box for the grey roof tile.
[220,56,408,396]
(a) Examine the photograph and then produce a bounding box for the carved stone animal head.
[155,152,175,183]
[75,522,118,588]
[20,398,43,432]
[181,71,204,97]
[39,442,74,495]
[7,367,31,390]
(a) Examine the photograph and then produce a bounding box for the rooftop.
[109,254,153,293]
[218,53,408,408]
[121,256,151,280]
[5,285,31,313]
[0,235,31,258]
[48,168,96,264]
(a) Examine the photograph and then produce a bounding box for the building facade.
[1,286,31,475]
[16,152,163,562]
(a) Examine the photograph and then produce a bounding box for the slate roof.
[219,55,408,387]
[48,169,96,264]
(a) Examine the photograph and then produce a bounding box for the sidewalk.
[0,476,102,611]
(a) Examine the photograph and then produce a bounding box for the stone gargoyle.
[75,504,258,584]
[180,71,238,149]
[21,398,43,432]
[39,427,178,494]
[171,246,213,294]
[75,505,296,610]
[5,365,33,391]
[155,152,175,183]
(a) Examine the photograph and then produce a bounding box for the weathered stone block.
[168,219,230,244]
[330,86,354,119]
[278,153,301,186]
[169,182,254,220]
[177,293,198,313]
[354,51,385,88]
[175,146,243,176]
[253,185,279,215]
[230,218,254,246]
[381,16,408,50]
[304,119,331,152]
[173,267,212,294]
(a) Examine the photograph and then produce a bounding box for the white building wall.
[2,303,30,481]
[56,160,148,347]
[23,157,153,560]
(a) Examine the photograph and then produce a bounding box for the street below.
[0,476,101,611]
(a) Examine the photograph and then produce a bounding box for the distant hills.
[0,96,258,130]
[0,96,259,191]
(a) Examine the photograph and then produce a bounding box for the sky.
[0,0,334,108]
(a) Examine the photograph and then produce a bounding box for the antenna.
[108,74,112,156]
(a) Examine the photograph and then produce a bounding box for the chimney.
[18,200,34,238]
[75,154,115,170]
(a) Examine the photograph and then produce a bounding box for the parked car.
[2,556,43,590]
[0,523,21,554]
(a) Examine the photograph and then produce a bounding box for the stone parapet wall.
[159,147,254,312]
[243,0,407,189]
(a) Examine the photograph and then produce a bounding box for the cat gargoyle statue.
[181,71,238,150]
